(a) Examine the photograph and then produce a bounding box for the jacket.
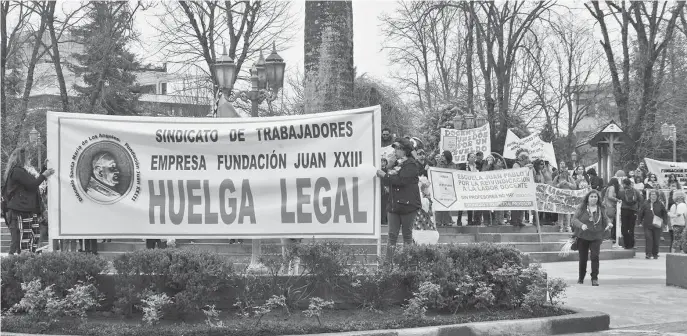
[620,188,643,212]
[669,203,687,227]
[5,165,46,213]
[382,157,421,215]
[637,200,669,229]
[572,206,610,241]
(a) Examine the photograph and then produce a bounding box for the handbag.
[570,236,579,251]
[651,203,663,228]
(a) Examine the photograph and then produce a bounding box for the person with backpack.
[2,147,55,255]
[619,178,643,249]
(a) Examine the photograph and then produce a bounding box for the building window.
[160,83,167,95]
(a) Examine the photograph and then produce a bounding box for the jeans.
[84,239,98,254]
[672,226,685,252]
[620,209,637,248]
[387,211,416,246]
[6,210,29,255]
[435,211,453,225]
[146,239,167,249]
[578,238,603,281]
[644,226,662,257]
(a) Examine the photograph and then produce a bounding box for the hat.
[615,170,626,178]
[393,138,414,153]
[673,190,686,201]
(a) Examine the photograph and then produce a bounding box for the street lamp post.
[28,127,42,169]
[211,42,286,118]
[571,152,578,167]
[453,111,478,130]
[211,42,286,273]
[661,123,677,162]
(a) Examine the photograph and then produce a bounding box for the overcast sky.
[131,0,398,83]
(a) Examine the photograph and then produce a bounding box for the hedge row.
[1,242,553,321]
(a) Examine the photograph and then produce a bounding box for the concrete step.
[527,248,636,263]
[499,240,613,253]
[477,232,572,243]
[436,225,559,234]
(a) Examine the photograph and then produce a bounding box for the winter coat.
[620,188,643,212]
[669,203,687,227]
[5,165,46,213]
[572,206,610,241]
[637,200,669,229]
[382,157,421,215]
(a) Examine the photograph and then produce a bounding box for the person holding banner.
[510,149,533,226]
[376,138,422,258]
[3,147,55,255]
[638,189,669,259]
[553,167,577,233]
[572,189,614,286]
[435,150,458,226]
[459,152,481,226]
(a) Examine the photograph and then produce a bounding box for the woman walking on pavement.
[638,189,669,259]
[572,189,613,286]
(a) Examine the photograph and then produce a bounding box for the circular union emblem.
[74,140,135,205]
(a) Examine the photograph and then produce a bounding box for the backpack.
[624,189,637,205]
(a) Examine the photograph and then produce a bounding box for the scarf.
[24,165,48,196]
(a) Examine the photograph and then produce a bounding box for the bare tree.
[1,1,31,119]
[586,1,685,160]
[155,1,296,91]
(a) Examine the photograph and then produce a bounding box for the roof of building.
[576,120,632,148]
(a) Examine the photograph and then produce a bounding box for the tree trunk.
[14,4,48,150]
[465,7,474,114]
[46,1,68,112]
[304,1,354,114]
[1,2,8,127]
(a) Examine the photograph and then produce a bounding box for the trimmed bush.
[111,248,234,319]
[1,252,107,309]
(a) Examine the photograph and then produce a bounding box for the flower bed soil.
[1,306,572,336]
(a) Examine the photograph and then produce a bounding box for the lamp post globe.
[29,127,39,145]
[571,152,578,163]
[213,44,236,89]
[265,41,286,92]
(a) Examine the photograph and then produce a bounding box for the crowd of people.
[377,128,686,273]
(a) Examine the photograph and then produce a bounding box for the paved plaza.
[541,255,687,335]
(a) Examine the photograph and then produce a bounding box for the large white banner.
[428,167,537,211]
[503,130,558,168]
[47,107,381,239]
[644,158,687,186]
[439,124,491,163]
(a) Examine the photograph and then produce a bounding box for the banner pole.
[534,210,543,243]
[613,202,622,248]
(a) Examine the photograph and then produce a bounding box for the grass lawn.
[1,306,573,336]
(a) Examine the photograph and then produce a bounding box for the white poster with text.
[47,107,381,239]
[503,130,558,168]
[438,124,491,163]
[428,167,537,211]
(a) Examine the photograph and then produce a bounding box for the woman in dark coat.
[571,189,613,286]
[3,147,55,254]
[638,189,669,259]
[376,138,422,256]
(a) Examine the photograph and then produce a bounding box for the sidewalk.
[540,255,687,329]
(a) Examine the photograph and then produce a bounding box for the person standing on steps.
[435,150,458,226]
[510,149,532,227]
[604,176,622,243]
[572,189,613,286]
[668,190,686,253]
[376,138,421,261]
[638,189,669,260]
[619,178,643,249]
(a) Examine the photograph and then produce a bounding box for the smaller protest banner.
[535,184,588,214]
[503,130,557,168]
[644,158,687,186]
[439,124,490,163]
[429,167,536,211]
